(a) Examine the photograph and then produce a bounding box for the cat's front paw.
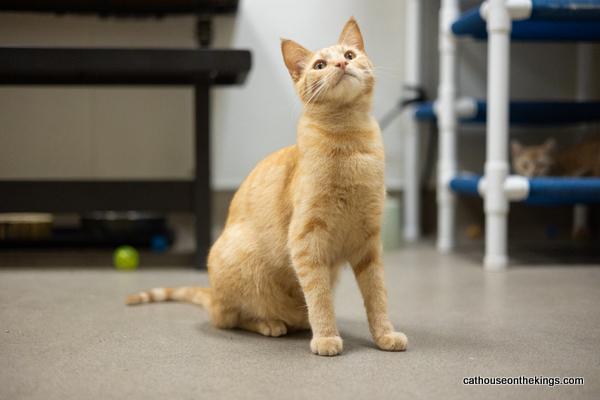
[375,331,408,351]
[310,336,343,356]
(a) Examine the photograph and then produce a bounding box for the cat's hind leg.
[238,319,288,337]
[209,293,289,337]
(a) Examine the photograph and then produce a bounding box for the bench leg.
[194,81,211,268]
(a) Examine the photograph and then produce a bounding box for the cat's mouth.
[332,71,358,87]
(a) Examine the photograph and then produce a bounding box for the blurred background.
[0,0,599,267]
[1,2,599,399]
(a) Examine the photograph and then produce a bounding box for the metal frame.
[0,0,240,16]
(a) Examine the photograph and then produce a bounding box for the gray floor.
[1,245,599,400]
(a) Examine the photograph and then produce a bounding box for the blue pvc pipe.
[450,174,481,196]
[451,7,484,37]
[531,0,600,21]
[414,100,600,125]
[452,3,600,41]
[511,20,600,41]
[484,101,600,124]
[450,175,600,205]
[414,102,435,121]
[527,177,600,204]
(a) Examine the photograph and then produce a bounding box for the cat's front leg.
[351,243,408,352]
[290,235,342,356]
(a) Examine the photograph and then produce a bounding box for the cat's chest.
[300,151,385,210]
[312,150,383,183]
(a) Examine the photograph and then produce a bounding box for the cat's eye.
[313,60,327,70]
[344,50,355,60]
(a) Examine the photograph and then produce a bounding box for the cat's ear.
[544,138,557,152]
[511,140,523,156]
[281,39,312,82]
[338,17,365,52]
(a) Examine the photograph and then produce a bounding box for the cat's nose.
[335,60,348,70]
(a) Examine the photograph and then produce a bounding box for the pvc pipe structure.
[453,174,600,205]
[480,0,532,20]
[418,98,600,124]
[433,97,479,120]
[437,0,459,253]
[403,0,422,242]
[478,175,529,201]
[483,0,512,270]
[437,0,600,268]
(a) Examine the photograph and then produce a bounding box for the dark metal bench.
[0,1,252,267]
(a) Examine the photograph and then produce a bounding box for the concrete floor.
[1,245,599,400]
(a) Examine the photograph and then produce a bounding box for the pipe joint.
[483,162,509,213]
[483,0,513,32]
[439,0,459,31]
[481,0,532,21]
[504,175,529,201]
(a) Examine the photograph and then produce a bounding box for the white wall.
[212,0,407,189]
[0,0,408,189]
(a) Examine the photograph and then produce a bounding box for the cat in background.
[511,137,600,178]
[126,18,407,357]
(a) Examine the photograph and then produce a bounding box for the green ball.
[113,246,139,270]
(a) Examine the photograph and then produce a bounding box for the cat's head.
[280,17,374,106]
[511,138,556,177]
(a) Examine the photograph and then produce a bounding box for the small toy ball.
[466,224,482,240]
[150,234,169,253]
[113,245,139,270]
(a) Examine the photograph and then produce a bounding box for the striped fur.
[126,18,407,356]
[126,287,211,308]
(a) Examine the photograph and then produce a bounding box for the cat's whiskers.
[306,81,329,105]
[308,78,332,105]
[303,69,337,106]
[300,76,329,103]
[300,78,325,99]
[363,65,403,79]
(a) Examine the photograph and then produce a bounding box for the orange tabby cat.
[126,18,407,356]
[511,137,600,177]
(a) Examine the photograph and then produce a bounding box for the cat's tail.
[125,287,212,308]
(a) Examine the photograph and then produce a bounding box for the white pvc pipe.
[483,0,511,271]
[479,175,529,201]
[480,0,532,20]
[503,175,529,201]
[403,0,422,242]
[437,0,459,253]
[433,97,478,119]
